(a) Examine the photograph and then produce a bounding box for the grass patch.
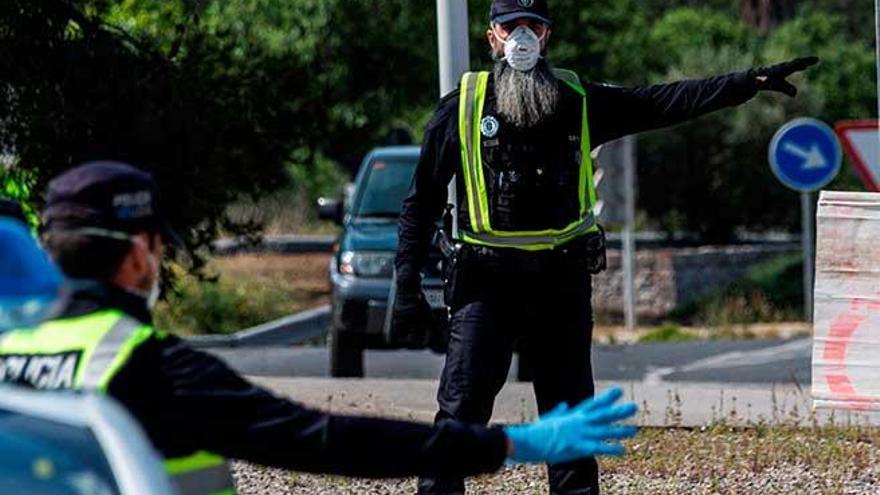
[155,253,330,336]
[637,322,698,343]
[597,424,880,494]
[671,253,803,330]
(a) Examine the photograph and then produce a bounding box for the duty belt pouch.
[441,243,464,309]
[584,225,607,274]
[444,245,495,310]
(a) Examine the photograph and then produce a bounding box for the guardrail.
[188,305,331,349]
[213,234,336,255]
[213,232,801,256]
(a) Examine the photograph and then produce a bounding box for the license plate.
[424,289,445,309]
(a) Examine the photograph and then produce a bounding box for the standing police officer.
[0,161,639,495]
[393,1,816,493]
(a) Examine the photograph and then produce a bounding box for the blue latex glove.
[504,386,638,464]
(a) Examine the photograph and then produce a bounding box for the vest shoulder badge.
[480,115,500,138]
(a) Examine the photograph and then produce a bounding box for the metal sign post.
[622,136,637,330]
[769,118,842,322]
[801,191,814,321]
[594,138,638,328]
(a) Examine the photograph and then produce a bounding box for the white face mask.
[499,25,544,72]
[146,258,160,309]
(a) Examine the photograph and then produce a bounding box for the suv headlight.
[339,251,395,278]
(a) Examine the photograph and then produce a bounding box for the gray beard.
[493,56,560,129]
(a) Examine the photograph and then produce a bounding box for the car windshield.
[0,410,119,495]
[353,157,417,219]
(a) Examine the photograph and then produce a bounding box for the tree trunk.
[739,0,797,32]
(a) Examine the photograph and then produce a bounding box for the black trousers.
[418,247,598,495]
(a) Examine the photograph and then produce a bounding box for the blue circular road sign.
[768,118,842,192]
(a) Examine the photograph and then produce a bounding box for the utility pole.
[437,0,470,238]
[437,0,471,97]
[875,0,879,121]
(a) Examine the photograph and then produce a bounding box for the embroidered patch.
[517,0,535,7]
[480,116,500,138]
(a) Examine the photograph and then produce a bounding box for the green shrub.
[637,322,698,343]
[154,274,290,335]
[671,253,804,326]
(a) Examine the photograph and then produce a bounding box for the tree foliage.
[636,6,875,240]
[0,0,306,265]
[0,0,876,247]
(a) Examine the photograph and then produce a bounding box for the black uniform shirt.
[395,69,759,290]
[50,283,508,478]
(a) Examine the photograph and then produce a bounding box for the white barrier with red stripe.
[813,190,880,411]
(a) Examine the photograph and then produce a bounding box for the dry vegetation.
[213,252,331,299]
[162,252,806,341]
[155,253,331,335]
[233,424,880,494]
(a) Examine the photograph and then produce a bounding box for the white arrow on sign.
[836,120,880,191]
[783,142,827,169]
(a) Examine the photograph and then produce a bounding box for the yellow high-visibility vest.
[457,69,600,251]
[0,310,236,495]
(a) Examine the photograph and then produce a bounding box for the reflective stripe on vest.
[457,69,599,251]
[166,451,236,495]
[0,310,236,495]
[80,316,142,389]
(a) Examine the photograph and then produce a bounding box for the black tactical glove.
[755,56,819,97]
[391,289,434,349]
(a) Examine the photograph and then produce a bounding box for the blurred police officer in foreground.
[392,1,816,493]
[0,161,638,495]
[0,218,64,332]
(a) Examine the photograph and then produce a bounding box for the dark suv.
[318,146,448,377]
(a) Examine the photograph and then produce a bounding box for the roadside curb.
[250,377,880,427]
[188,305,331,349]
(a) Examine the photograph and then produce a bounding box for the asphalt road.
[208,337,811,386]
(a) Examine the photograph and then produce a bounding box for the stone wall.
[592,244,798,320]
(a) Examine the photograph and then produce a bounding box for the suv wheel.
[330,327,364,378]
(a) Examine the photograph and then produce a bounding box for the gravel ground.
[232,462,880,495]
[232,425,880,494]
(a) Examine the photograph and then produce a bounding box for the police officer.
[0,161,639,495]
[392,1,817,493]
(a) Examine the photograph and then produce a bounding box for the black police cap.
[490,0,552,26]
[43,161,180,245]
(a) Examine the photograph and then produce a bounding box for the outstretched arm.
[114,335,508,479]
[114,336,638,479]
[587,57,818,147]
